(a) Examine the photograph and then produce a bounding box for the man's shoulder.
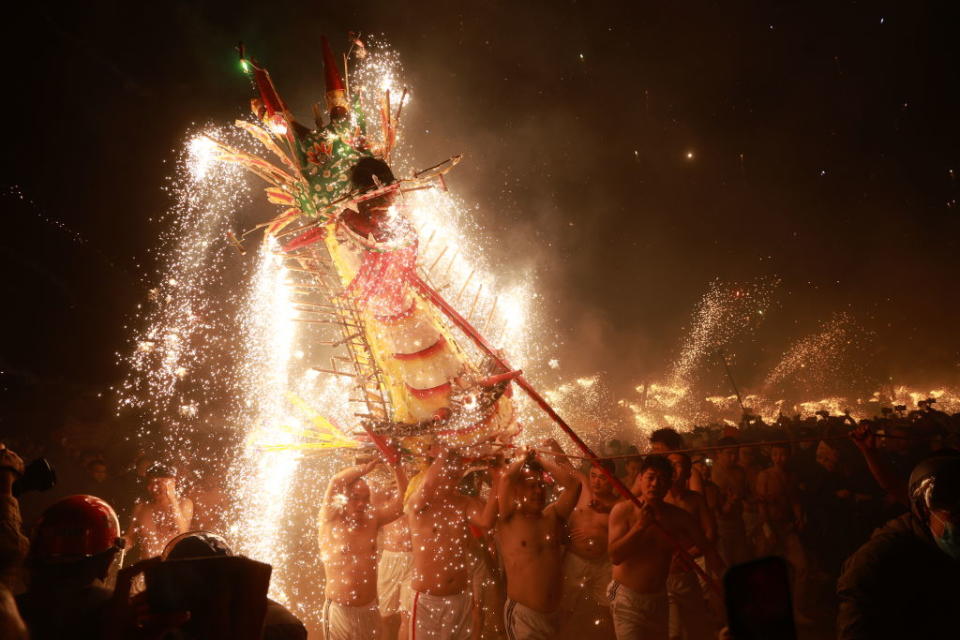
[609,500,633,519]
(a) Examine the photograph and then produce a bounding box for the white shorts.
[561,551,613,610]
[504,598,560,640]
[607,581,668,640]
[409,589,472,640]
[378,549,413,617]
[322,599,382,640]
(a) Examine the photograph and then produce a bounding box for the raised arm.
[322,461,376,521]
[409,448,461,513]
[375,461,409,527]
[540,452,582,521]
[469,463,501,531]
[157,479,192,533]
[497,450,530,521]
[851,424,907,505]
[608,501,654,565]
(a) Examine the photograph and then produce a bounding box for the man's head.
[342,477,372,519]
[636,456,673,503]
[667,453,692,487]
[87,459,108,483]
[517,459,547,514]
[770,443,791,467]
[145,463,177,501]
[716,437,740,467]
[909,454,960,560]
[589,459,616,498]
[815,441,840,473]
[650,428,684,454]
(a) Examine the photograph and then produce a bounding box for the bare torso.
[757,467,795,524]
[712,464,746,523]
[381,514,412,552]
[319,510,380,605]
[132,498,193,558]
[611,501,695,594]
[498,510,565,612]
[408,495,472,596]
[371,478,412,553]
[567,503,612,561]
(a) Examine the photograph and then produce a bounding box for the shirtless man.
[608,456,722,640]
[497,447,580,639]
[318,458,407,640]
[560,458,621,639]
[665,454,722,640]
[125,464,192,559]
[710,438,751,567]
[755,444,810,623]
[407,447,496,640]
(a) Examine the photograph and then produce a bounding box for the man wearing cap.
[125,463,193,559]
[837,454,960,638]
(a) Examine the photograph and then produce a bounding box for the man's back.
[837,512,960,639]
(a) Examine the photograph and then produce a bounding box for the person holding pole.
[608,456,723,640]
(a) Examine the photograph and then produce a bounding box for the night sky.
[3,1,959,414]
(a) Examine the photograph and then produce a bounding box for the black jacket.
[837,512,960,639]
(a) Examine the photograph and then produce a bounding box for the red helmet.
[29,495,124,562]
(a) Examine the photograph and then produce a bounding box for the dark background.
[3,1,959,436]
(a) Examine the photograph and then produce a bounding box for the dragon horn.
[321,35,349,119]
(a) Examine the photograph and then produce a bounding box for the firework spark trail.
[226,243,301,601]
[668,278,778,390]
[119,125,252,434]
[763,312,856,391]
[617,278,779,434]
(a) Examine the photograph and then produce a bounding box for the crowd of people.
[1,401,959,639]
